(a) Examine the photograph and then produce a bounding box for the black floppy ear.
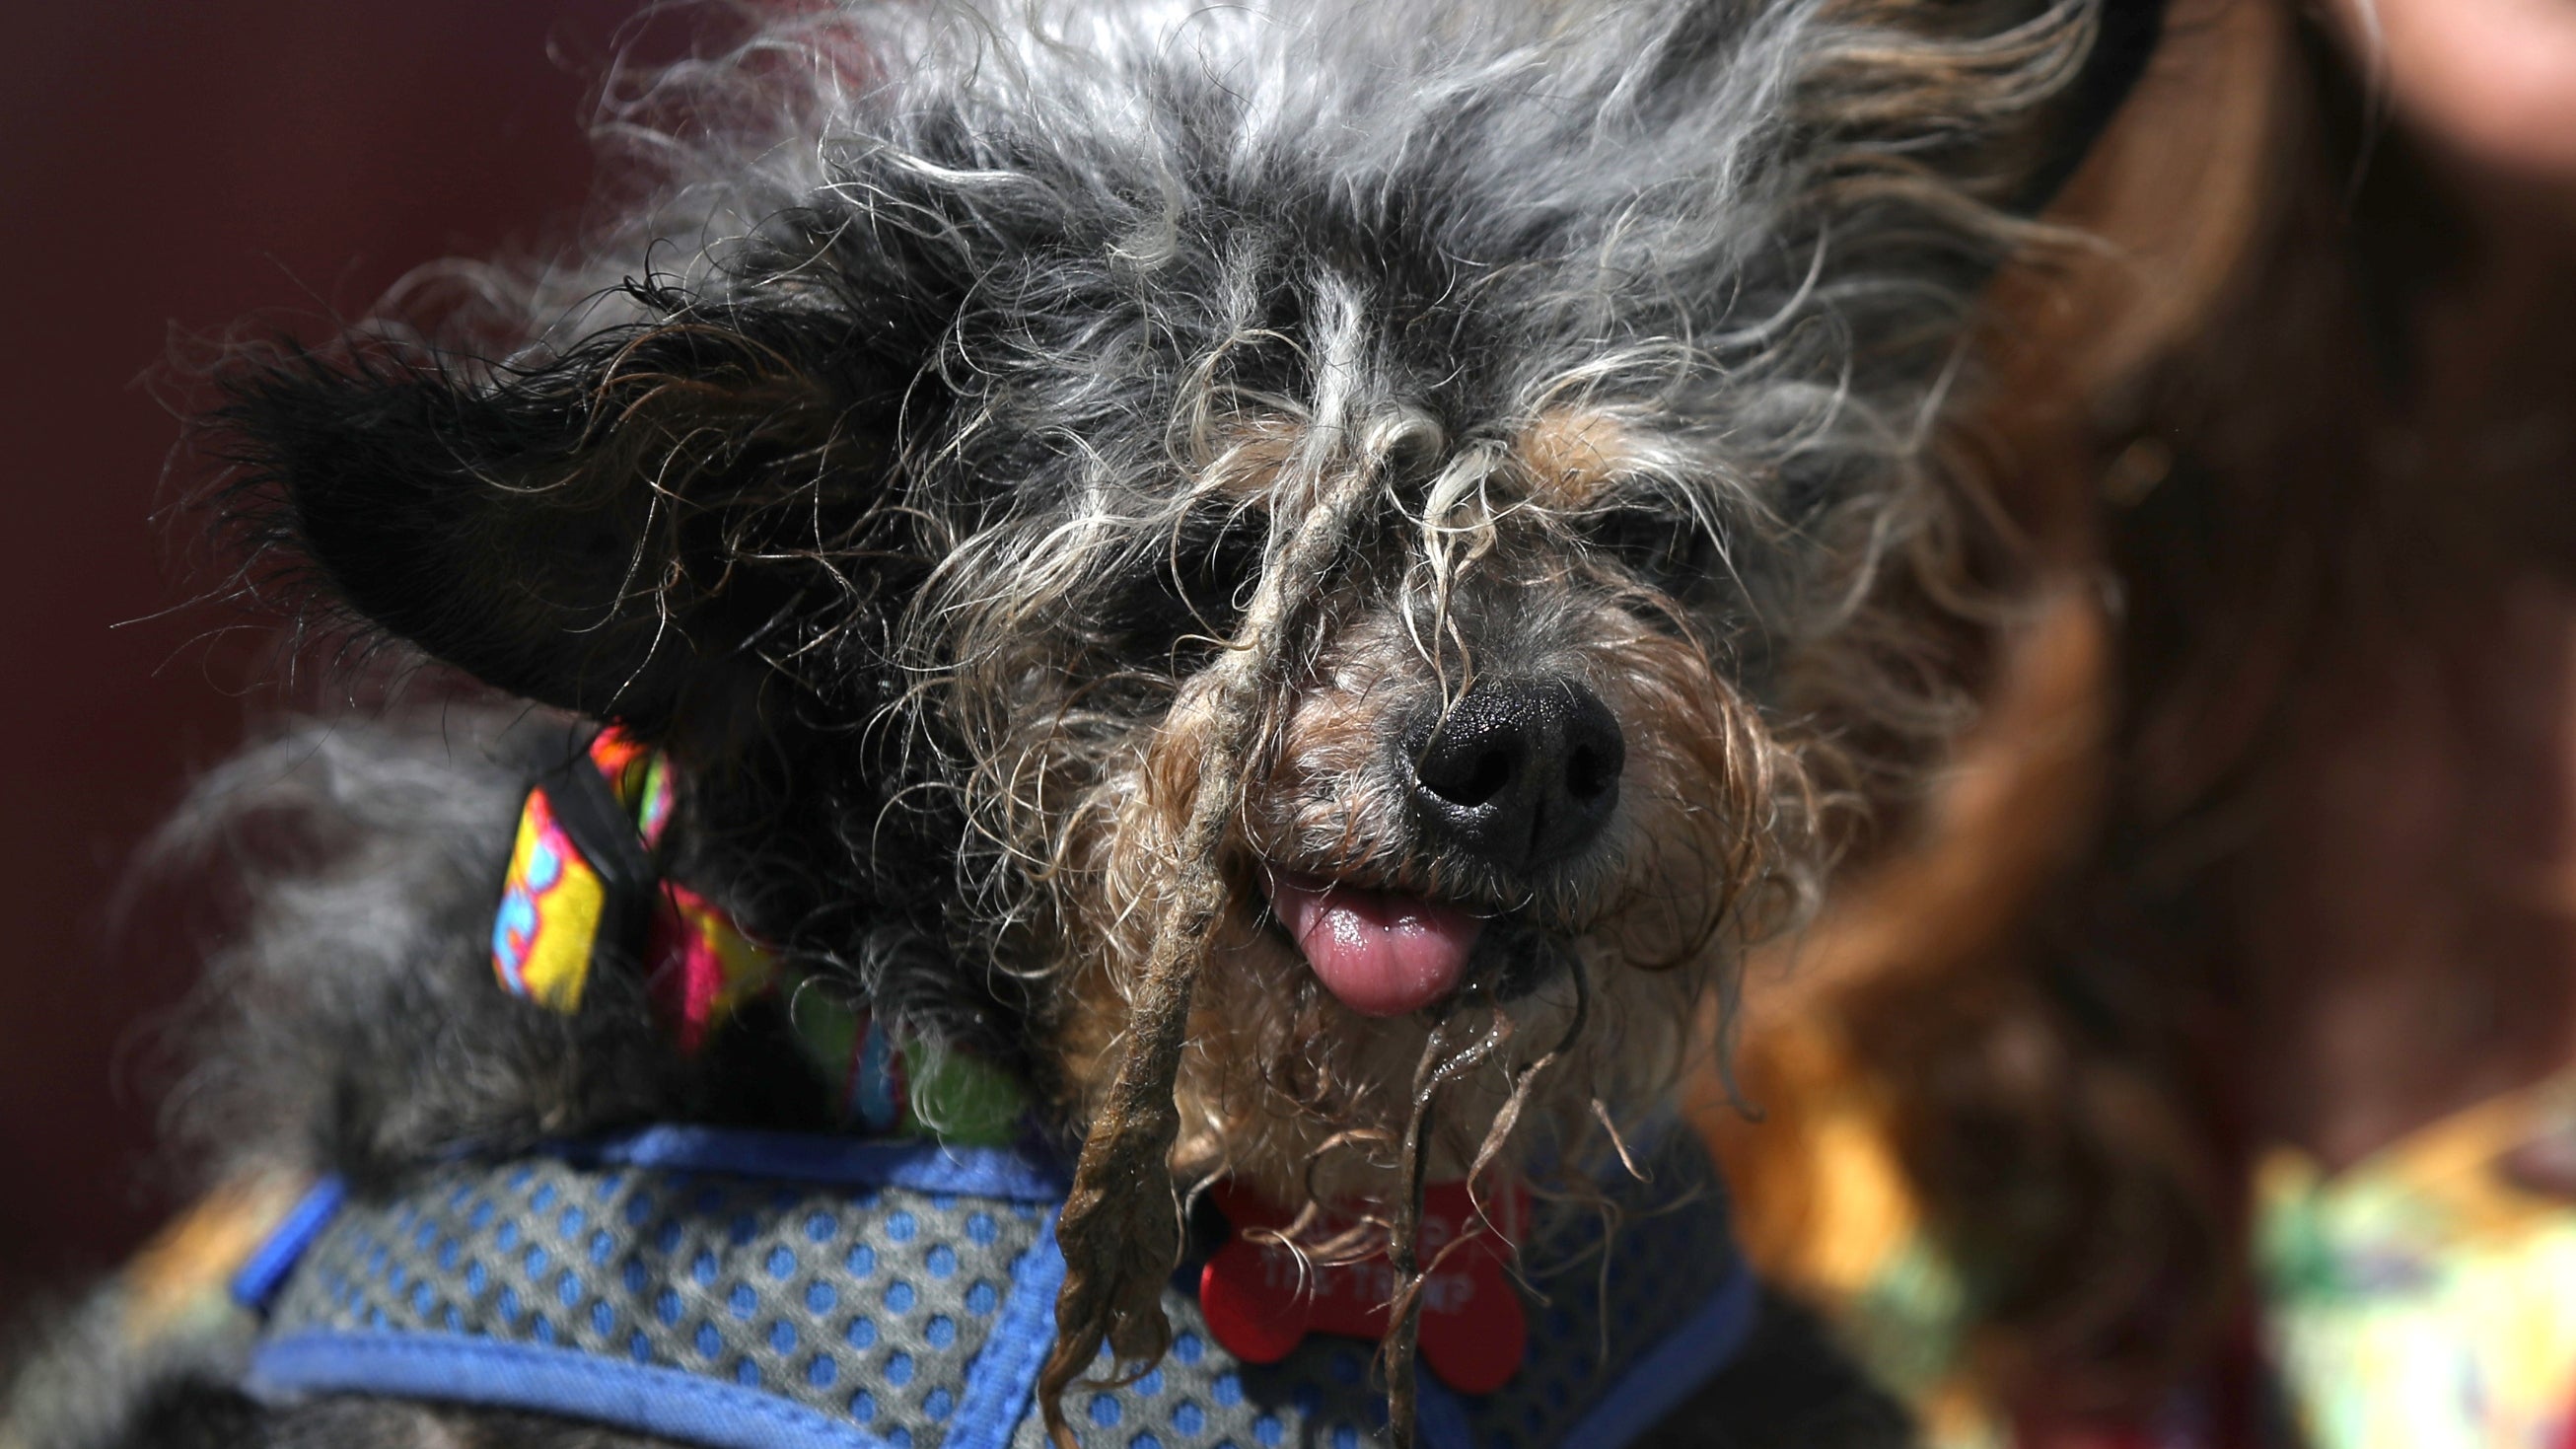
[220,288,930,726]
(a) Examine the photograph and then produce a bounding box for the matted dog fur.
[3,0,2158,1445]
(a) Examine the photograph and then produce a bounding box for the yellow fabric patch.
[491,785,608,1012]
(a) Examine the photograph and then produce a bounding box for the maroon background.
[0,0,644,1309]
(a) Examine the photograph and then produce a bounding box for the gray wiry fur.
[581,0,2070,726]
[4,0,2138,1444]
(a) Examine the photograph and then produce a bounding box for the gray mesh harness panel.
[265,1155,1043,1448]
[245,1129,1748,1449]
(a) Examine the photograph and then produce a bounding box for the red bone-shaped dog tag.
[1197,1179,1531,1395]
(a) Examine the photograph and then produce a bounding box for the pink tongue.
[1266,872,1482,1017]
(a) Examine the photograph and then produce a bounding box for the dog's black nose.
[1406,677,1624,872]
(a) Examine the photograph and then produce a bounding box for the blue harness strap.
[235,1126,1756,1449]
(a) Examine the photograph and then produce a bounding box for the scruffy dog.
[4,2,2158,1447]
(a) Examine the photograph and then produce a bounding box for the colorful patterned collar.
[491,727,1019,1142]
[493,728,758,1052]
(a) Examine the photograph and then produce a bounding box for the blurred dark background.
[0,0,643,1309]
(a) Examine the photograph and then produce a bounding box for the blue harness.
[233,1125,1757,1449]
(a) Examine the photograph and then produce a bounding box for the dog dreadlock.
[1040,418,1386,1442]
